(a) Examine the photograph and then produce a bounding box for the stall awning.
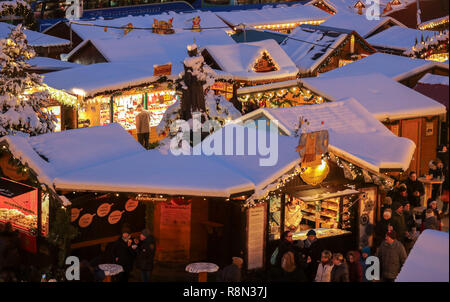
[292,187,360,202]
[0,178,36,198]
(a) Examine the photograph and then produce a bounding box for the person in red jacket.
[346,251,362,282]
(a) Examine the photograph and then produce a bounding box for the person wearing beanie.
[375,209,392,248]
[135,229,156,282]
[302,229,323,282]
[390,202,408,246]
[376,230,407,282]
[360,247,371,282]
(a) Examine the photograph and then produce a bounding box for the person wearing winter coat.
[347,251,362,282]
[374,209,393,248]
[423,209,439,230]
[360,246,371,282]
[390,202,408,245]
[314,250,333,282]
[421,200,441,231]
[405,171,425,207]
[111,226,136,282]
[135,229,156,282]
[429,159,445,200]
[135,104,151,149]
[376,231,407,282]
[302,229,323,281]
[330,253,349,282]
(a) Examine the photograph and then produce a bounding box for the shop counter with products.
[292,228,351,241]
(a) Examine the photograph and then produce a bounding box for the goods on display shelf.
[0,208,38,231]
[114,94,143,130]
[292,228,351,241]
[147,90,177,127]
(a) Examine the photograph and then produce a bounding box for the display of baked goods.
[293,228,351,240]
[0,208,37,230]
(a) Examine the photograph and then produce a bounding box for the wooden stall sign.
[97,203,113,217]
[125,199,139,212]
[79,213,95,228]
[71,208,83,222]
[108,210,124,225]
[153,64,172,77]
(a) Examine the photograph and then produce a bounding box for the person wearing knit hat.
[390,202,408,245]
[360,246,371,282]
[376,229,407,282]
[303,229,323,282]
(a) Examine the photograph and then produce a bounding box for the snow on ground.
[319,52,449,81]
[0,22,70,47]
[396,230,449,282]
[234,98,416,172]
[301,73,447,120]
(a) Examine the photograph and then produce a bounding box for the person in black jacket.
[330,253,349,282]
[111,225,136,282]
[302,229,323,282]
[374,209,392,249]
[405,171,425,207]
[135,229,156,282]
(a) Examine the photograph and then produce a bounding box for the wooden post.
[198,272,207,282]
[109,95,114,123]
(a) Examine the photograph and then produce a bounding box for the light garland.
[418,16,449,31]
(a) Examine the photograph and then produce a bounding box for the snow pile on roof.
[67,29,234,64]
[215,4,330,27]
[418,73,449,86]
[319,52,449,81]
[204,39,298,81]
[43,61,175,98]
[0,22,70,47]
[0,123,145,187]
[366,26,439,51]
[319,11,405,38]
[234,98,415,172]
[281,25,348,73]
[26,57,81,71]
[396,230,449,282]
[301,73,447,120]
[50,10,229,42]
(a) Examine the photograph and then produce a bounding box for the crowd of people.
[269,145,449,282]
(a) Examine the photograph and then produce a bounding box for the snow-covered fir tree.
[156,43,241,152]
[0,24,56,137]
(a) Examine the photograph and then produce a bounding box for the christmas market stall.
[366,26,449,62]
[201,39,299,102]
[319,52,449,88]
[42,61,180,142]
[215,4,330,34]
[281,24,376,77]
[299,73,447,175]
[232,98,415,264]
[0,123,145,263]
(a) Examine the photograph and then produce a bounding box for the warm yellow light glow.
[72,88,86,97]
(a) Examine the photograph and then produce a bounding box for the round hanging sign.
[97,203,114,217]
[71,208,83,222]
[108,210,125,225]
[125,199,139,212]
[79,213,96,228]
[300,161,330,186]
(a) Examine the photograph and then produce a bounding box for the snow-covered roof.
[366,26,439,51]
[300,73,447,120]
[320,11,406,38]
[0,123,145,188]
[418,73,449,86]
[281,25,354,74]
[204,39,298,81]
[215,4,330,27]
[26,57,81,71]
[42,61,177,98]
[396,230,449,282]
[48,10,230,41]
[319,53,449,82]
[0,22,70,47]
[66,29,235,64]
[234,98,415,172]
